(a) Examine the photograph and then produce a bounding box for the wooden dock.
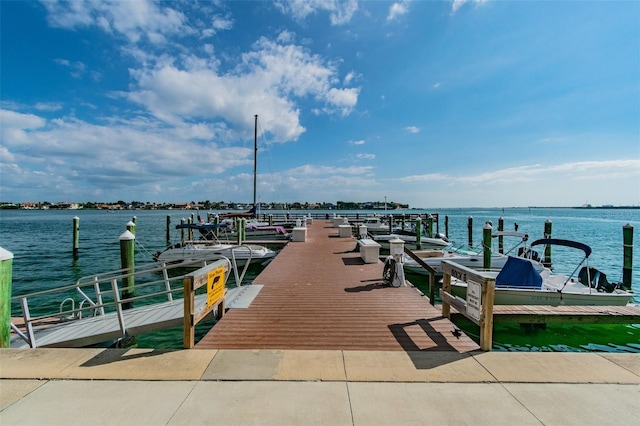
[196,220,479,352]
[487,304,640,324]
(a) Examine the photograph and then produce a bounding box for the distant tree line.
[0,200,409,210]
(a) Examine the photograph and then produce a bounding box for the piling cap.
[119,230,136,240]
[126,220,135,226]
[0,247,14,261]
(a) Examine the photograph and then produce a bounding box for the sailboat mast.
[253,114,258,209]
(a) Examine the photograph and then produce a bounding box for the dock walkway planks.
[196,220,479,352]
[487,304,640,324]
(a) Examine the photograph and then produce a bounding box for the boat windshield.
[444,243,482,255]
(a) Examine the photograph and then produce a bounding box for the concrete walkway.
[1,348,639,425]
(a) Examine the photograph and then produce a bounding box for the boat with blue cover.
[449,239,634,306]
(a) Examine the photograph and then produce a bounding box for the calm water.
[1,207,638,351]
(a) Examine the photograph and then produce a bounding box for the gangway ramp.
[10,256,262,349]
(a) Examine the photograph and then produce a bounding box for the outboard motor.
[578,267,615,292]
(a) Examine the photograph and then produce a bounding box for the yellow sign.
[206,266,225,307]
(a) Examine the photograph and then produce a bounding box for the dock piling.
[543,219,553,267]
[623,223,633,288]
[166,215,171,246]
[0,247,13,348]
[498,217,504,254]
[119,230,135,310]
[72,216,80,260]
[126,220,136,235]
[445,215,449,239]
[426,215,433,238]
[483,222,492,270]
[467,216,473,246]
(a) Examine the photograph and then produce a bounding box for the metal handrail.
[10,255,238,348]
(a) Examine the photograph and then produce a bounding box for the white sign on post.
[466,280,481,322]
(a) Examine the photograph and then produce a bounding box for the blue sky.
[1,0,639,208]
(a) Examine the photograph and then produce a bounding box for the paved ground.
[1,348,639,425]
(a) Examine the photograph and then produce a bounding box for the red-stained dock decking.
[196,220,480,352]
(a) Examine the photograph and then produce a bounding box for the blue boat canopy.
[496,256,543,289]
[530,238,592,258]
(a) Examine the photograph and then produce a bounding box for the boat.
[359,216,393,234]
[375,233,450,249]
[179,219,291,241]
[402,231,537,276]
[449,239,634,306]
[152,240,276,265]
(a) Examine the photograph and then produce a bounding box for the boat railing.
[10,256,235,348]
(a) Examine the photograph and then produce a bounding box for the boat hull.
[154,244,275,265]
[450,284,633,306]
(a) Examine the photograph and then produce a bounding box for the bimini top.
[530,238,592,258]
[496,256,543,289]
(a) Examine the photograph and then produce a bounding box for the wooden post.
[214,215,220,238]
[0,247,13,348]
[623,223,633,289]
[480,278,495,351]
[498,217,504,254]
[72,216,80,260]
[180,218,186,245]
[166,215,171,246]
[467,216,473,246]
[445,215,449,239]
[441,273,451,318]
[269,214,273,226]
[242,219,247,241]
[183,259,227,348]
[126,220,136,235]
[543,219,552,267]
[236,218,242,245]
[426,215,433,238]
[132,215,137,225]
[188,216,194,241]
[119,230,135,310]
[483,222,492,270]
[415,217,422,250]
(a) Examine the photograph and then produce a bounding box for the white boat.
[373,233,451,251]
[402,232,537,276]
[359,216,393,234]
[153,241,276,265]
[449,239,634,306]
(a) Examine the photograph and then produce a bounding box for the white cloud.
[275,0,358,25]
[451,0,488,14]
[55,58,87,78]
[42,0,190,44]
[211,15,233,32]
[357,153,376,160]
[0,108,253,201]
[405,126,420,133]
[125,35,359,141]
[400,160,640,186]
[348,140,365,145]
[387,1,409,21]
[35,102,63,112]
[0,109,47,144]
